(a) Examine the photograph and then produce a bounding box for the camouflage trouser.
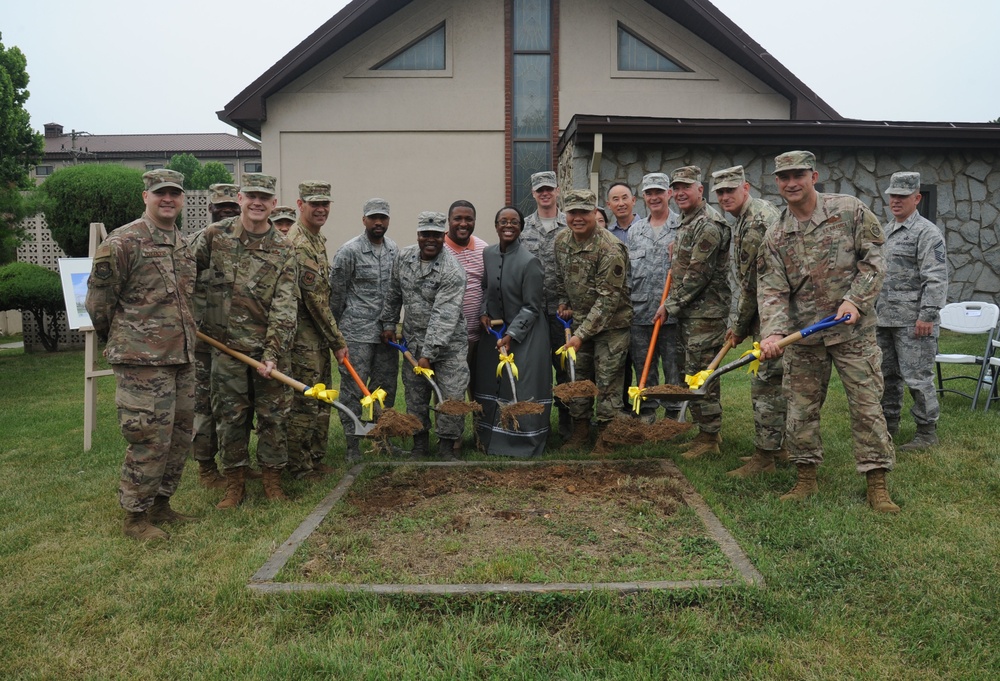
[783,334,895,473]
[566,326,630,424]
[877,326,939,426]
[751,343,787,450]
[402,342,469,440]
[114,363,194,513]
[211,350,292,471]
[338,340,400,441]
[630,322,682,416]
[678,317,726,433]
[191,348,218,463]
[287,326,333,475]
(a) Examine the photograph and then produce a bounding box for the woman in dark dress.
[474,206,551,456]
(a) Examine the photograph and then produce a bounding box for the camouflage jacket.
[627,212,680,325]
[329,232,399,344]
[758,193,885,345]
[875,211,948,328]
[731,196,780,338]
[85,215,197,365]
[554,226,633,341]
[379,245,467,362]
[190,216,298,364]
[286,221,346,352]
[520,210,567,315]
[663,201,731,320]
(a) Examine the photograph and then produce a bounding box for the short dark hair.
[607,181,633,198]
[448,199,476,218]
[493,205,525,226]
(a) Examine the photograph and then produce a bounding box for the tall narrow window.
[617,24,686,72]
[511,0,553,215]
[374,24,446,71]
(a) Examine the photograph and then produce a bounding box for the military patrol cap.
[241,173,277,196]
[885,171,921,196]
[641,173,671,192]
[270,206,297,223]
[417,211,448,233]
[773,150,816,174]
[531,171,558,190]
[299,181,332,202]
[364,198,390,217]
[669,166,702,186]
[562,189,597,212]
[208,183,239,205]
[143,169,185,193]
[710,165,746,191]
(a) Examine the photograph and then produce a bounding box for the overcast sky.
[3,0,998,136]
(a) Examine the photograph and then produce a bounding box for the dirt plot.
[294,460,736,585]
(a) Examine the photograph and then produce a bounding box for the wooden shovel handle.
[196,331,307,393]
[706,338,736,373]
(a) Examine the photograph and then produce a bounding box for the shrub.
[0,261,64,351]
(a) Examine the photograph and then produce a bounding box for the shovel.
[486,320,519,403]
[555,314,577,382]
[196,331,374,437]
[386,337,445,405]
[685,338,737,390]
[340,356,387,422]
[629,270,672,413]
[553,314,600,400]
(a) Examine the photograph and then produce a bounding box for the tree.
[0,33,44,264]
[190,161,233,189]
[165,153,201,188]
[36,164,144,257]
[0,261,64,351]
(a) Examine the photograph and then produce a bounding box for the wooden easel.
[83,222,112,451]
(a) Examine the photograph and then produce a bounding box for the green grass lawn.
[1,332,998,679]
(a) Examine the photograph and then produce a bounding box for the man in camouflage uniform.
[330,198,401,462]
[192,183,242,489]
[654,166,731,459]
[286,182,350,478]
[711,165,789,477]
[190,173,298,508]
[876,171,948,451]
[554,189,633,454]
[380,212,469,457]
[758,150,899,513]
[86,169,198,542]
[627,173,682,422]
[270,206,297,235]
[520,171,571,439]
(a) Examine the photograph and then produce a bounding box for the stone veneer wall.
[560,142,1000,305]
[15,191,213,353]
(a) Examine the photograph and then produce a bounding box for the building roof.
[218,0,840,135]
[44,131,260,161]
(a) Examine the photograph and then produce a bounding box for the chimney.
[44,123,64,138]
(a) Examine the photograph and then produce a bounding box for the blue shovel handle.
[385,337,409,353]
[799,313,850,339]
[486,323,507,341]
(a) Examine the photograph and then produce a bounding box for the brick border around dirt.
[248,458,765,594]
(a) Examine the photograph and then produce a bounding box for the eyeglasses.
[497,219,521,227]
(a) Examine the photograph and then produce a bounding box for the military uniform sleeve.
[733,219,767,339]
[843,203,886,317]
[507,256,543,343]
[298,252,347,353]
[423,265,467,362]
[576,243,629,342]
[328,245,351,322]
[757,234,792,339]
[84,240,122,341]
[553,234,569,310]
[379,253,403,332]
[665,221,725,317]
[917,226,949,324]
[262,251,299,365]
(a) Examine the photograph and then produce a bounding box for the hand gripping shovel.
[554,314,577,382]
[196,331,374,437]
[386,337,445,405]
[552,314,599,401]
[629,270,672,413]
[486,320,519,402]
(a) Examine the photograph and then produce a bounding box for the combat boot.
[312,461,337,475]
[345,436,362,464]
[866,469,900,513]
[681,431,722,459]
[560,419,591,451]
[739,448,791,464]
[437,438,459,461]
[727,448,777,477]
[261,466,288,502]
[780,463,818,502]
[589,424,616,457]
[898,424,938,451]
[246,467,263,480]
[147,495,198,525]
[216,468,246,510]
[123,511,169,542]
[408,431,430,458]
[197,460,227,489]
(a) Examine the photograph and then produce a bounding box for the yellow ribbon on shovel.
[496,352,519,379]
[360,387,387,422]
[413,364,435,379]
[555,344,576,369]
[628,385,646,414]
[740,342,762,377]
[304,383,339,404]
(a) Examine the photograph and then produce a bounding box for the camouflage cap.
[417,211,448,233]
[270,206,297,223]
[299,181,332,203]
[531,171,557,190]
[773,150,816,174]
[562,189,597,212]
[669,166,702,186]
[364,197,390,217]
[208,183,239,205]
[143,169,185,193]
[640,173,670,193]
[885,171,921,196]
[241,173,277,196]
[710,165,746,191]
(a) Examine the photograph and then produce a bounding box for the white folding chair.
[983,338,1000,411]
[935,301,1000,410]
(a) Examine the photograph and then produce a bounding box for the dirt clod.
[437,400,483,416]
[368,408,422,440]
[601,416,693,446]
[553,380,599,401]
[498,400,545,430]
